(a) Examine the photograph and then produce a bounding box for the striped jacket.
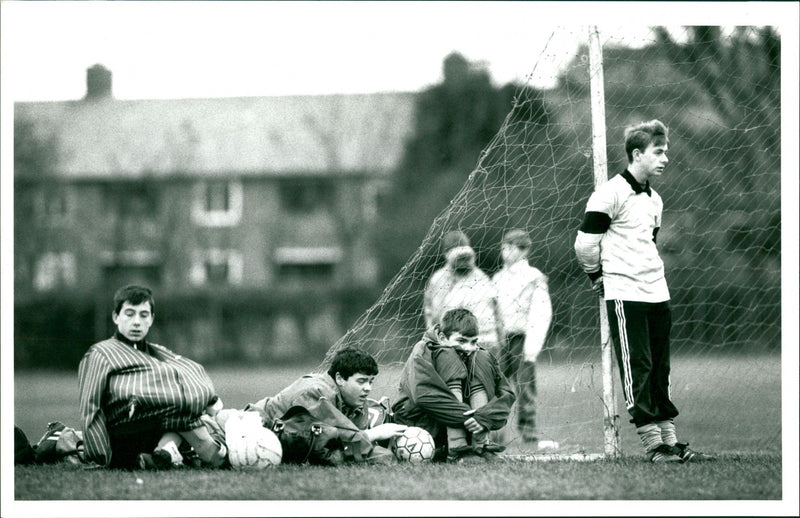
[78,333,217,466]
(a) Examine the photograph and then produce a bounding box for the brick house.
[14,65,415,364]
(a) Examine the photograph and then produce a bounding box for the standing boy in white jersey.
[574,120,714,463]
[492,229,553,446]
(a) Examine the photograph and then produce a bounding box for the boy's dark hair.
[328,347,379,380]
[624,119,669,162]
[113,285,155,315]
[440,308,479,338]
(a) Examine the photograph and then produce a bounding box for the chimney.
[85,64,113,100]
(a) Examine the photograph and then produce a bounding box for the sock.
[469,387,488,407]
[636,423,663,453]
[446,385,468,451]
[468,387,489,446]
[657,420,677,446]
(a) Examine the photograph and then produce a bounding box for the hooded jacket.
[392,329,516,435]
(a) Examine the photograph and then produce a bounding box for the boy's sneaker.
[647,443,682,463]
[137,449,173,470]
[672,443,716,463]
[477,450,505,463]
[476,441,506,454]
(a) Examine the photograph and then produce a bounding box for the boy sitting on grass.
[393,308,516,462]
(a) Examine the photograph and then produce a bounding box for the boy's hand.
[364,423,408,442]
[591,277,604,297]
[463,409,485,434]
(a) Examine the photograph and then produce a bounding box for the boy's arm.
[423,273,441,329]
[471,356,517,431]
[410,361,475,427]
[78,350,113,466]
[523,275,552,362]
[575,188,615,291]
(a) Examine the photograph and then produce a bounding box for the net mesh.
[316,26,781,457]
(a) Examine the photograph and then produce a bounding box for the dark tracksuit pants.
[499,333,537,438]
[606,299,679,427]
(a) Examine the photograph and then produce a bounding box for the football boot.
[672,442,716,463]
[648,443,682,463]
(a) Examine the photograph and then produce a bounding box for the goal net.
[317,26,782,458]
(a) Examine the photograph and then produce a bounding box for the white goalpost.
[588,25,621,459]
[316,25,782,461]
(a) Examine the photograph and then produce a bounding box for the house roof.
[14,92,416,179]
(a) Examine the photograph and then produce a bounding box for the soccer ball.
[224,410,282,469]
[391,426,435,463]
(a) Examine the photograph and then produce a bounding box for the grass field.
[11,354,789,507]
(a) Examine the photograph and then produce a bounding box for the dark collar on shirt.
[333,391,364,421]
[621,169,651,196]
[114,330,150,353]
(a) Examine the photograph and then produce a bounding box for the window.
[36,186,73,224]
[104,183,158,214]
[33,252,76,291]
[120,186,158,218]
[274,246,341,283]
[193,181,242,227]
[278,263,335,280]
[190,249,243,286]
[205,182,230,212]
[279,179,334,213]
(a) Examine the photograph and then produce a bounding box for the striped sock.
[447,385,468,451]
[636,423,663,453]
[657,420,677,446]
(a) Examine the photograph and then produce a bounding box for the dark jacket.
[392,329,516,435]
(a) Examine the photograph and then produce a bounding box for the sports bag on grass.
[268,397,374,466]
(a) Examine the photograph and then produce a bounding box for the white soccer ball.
[224,411,282,469]
[391,426,435,463]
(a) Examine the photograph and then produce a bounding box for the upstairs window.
[193,180,242,227]
[279,179,334,214]
[35,186,73,225]
[119,186,159,218]
[205,181,230,212]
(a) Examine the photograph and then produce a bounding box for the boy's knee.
[432,348,468,386]
[180,425,228,468]
[473,349,494,365]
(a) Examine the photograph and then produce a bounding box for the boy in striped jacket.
[78,285,226,469]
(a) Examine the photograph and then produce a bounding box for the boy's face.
[113,300,154,342]
[441,331,479,352]
[501,242,526,264]
[636,141,669,179]
[335,371,375,409]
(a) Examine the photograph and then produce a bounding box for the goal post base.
[503,453,607,462]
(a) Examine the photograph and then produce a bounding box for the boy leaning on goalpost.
[574,119,714,463]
